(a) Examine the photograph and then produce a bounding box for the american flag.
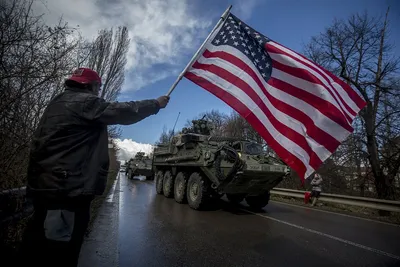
[184,13,367,180]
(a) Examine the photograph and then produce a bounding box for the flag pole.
[166,5,232,96]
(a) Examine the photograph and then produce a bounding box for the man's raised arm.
[82,95,170,125]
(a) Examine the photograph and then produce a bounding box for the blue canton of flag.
[211,14,273,81]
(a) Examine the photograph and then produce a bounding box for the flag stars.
[213,15,272,82]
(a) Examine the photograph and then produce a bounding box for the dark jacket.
[26,86,160,201]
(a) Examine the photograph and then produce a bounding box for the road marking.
[106,173,119,203]
[243,209,400,261]
[270,200,400,227]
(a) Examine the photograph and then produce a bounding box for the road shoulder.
[78,174,120,267]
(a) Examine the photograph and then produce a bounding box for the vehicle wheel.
[226,193,246,204]
[187,172,211,210]
[174,172,188,204]
[245,192,270,210]
[155,170,164,194]
[163,171,174,198]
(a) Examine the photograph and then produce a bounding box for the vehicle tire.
[187,172,211,210]
[174,172,188,204]
[155,170,164,195]
[226,193,246,204]
[163,171,174,198]
[245,192,270,210]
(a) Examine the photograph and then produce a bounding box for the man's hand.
[156,95,170,108]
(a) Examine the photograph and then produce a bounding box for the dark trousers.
[16,196,93,267]
[310,190,321,198]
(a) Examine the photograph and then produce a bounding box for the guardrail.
[0,186,30,225]
[270,188,400,213]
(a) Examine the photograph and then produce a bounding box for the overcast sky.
[32,0,256,91]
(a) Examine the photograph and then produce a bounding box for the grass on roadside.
[270,194,400,225]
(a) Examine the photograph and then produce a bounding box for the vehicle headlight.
[238,152,241,158]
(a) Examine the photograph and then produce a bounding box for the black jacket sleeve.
[82,95,161,125]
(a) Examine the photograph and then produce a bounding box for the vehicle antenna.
[171,112,181,135]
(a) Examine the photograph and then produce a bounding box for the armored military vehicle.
[152,115,290,210]
[126,152,154,180]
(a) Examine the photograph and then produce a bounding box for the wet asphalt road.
[78,173,400,267]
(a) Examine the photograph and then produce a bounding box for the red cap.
[67,68,101,84]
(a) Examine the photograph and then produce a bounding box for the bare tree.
[156,126,175,145]
[80,26,130,139]
[304,8,400,202]
[0,0,81,189]
[84,26,130,101]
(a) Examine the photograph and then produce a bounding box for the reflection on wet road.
[79,174,400,267]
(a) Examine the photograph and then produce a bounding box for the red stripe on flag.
[184,71,308,179]
[323,70,366,111]
[268,77,354,133]
[269,41,367,110]
[191,61,323,170]
[201,49,353,133]
[271,59,355,123]
[201,49,342,152]
[267,43,358,118]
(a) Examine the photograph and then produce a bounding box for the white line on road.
[270,200,400,227]
[106,172,119,203]
[243,209,400,261]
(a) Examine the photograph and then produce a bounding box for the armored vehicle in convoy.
[126,152,154,180]
[152,115,290,210]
